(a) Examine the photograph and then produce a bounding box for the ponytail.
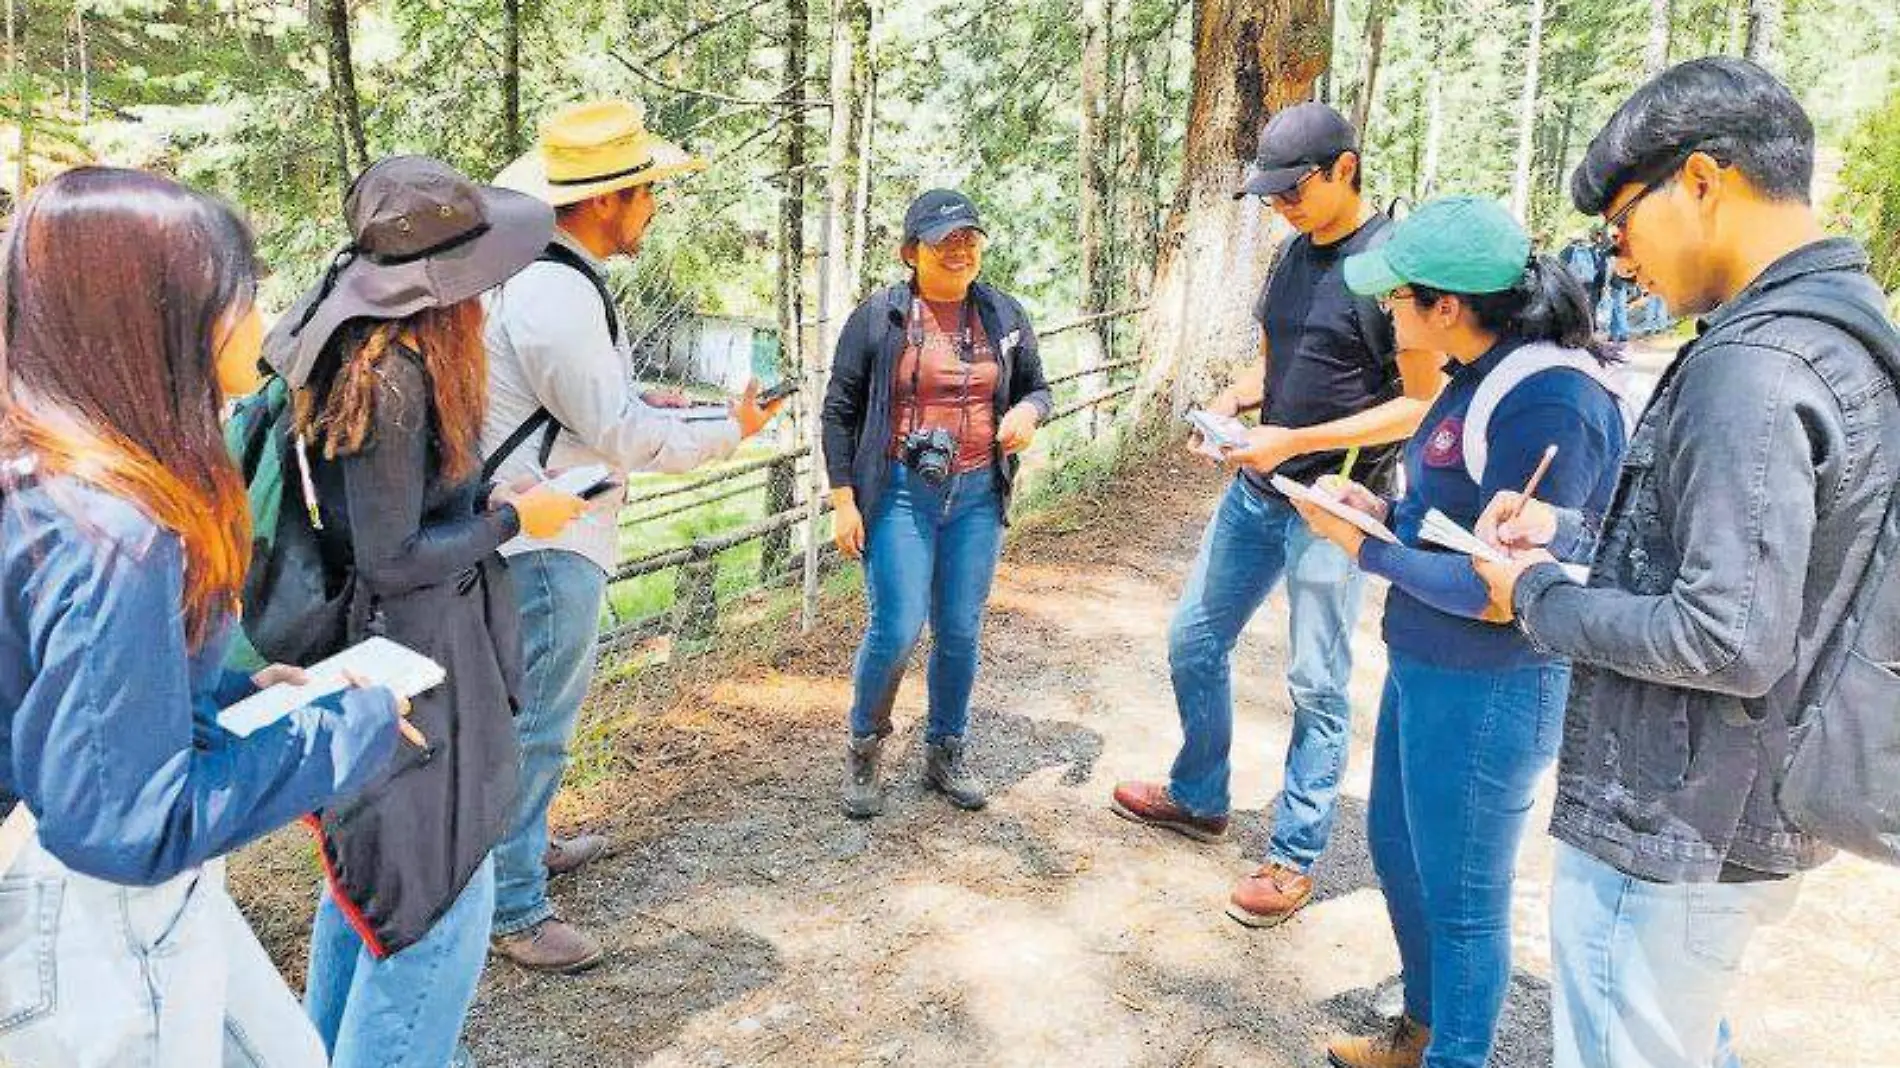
[1467,255,1616,363]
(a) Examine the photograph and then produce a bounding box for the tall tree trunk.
[839,0,871,303]
[1078,0,1112,415]
[777,0,808,411]
[322,0,368,176]
[1743,0,1780,68]
[1349,0,1387,140]
[1552,93,1576,211]
[501,0,522,156]
[1645,0,1672,75]
[819,0,867,364]
[1117,34,1158,307]
[11,0,29,199]
[848,42,875,302]
[1509,0,1545,223]
[1419,65,1443,198]
[1134,0,1331,414]
[73,1,88,124]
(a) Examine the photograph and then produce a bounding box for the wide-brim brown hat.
[495,99,706,208]
[265,155,554,388]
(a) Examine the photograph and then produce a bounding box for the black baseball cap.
[902,189,987,245]
[1235,103,1359,200]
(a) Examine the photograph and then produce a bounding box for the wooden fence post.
[760,453,798,583]
[672,548,719,646]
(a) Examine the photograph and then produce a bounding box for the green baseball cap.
[1343,196,1532,297]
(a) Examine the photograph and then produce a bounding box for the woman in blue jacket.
[1288,198,1627,1068]
[0,170,406,1067]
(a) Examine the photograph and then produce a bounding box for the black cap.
[902,189,987,245]
[1235,103,1358,200]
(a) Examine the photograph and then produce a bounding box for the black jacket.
[308,347,524,955]
[821,282,1054,524]
[1517,239,1900,881]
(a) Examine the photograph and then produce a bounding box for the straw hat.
[495,99,706,207]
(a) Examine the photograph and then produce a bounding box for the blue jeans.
[1368,653,1567,1068]
[848,463,1004,740]
[1549,842,1802,1068]
[0,843,327,1068]
[491,549,607,937]
[1602,288,1631,343]
[306,856,496,1068]
[1167,478,1364,869]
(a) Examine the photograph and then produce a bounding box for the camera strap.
[904,294,979,448]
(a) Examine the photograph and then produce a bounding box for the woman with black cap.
[821,190,1053,819]
[262,155,586,1067]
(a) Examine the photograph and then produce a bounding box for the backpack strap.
[537,242,621,345]
[1462,342,1636,485]
[481,408,558,482]
[477,242,620,481]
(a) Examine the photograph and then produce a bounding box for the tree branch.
[639,0,780,67]
[611,51,829,109]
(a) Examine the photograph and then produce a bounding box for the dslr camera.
[900,427,958,488]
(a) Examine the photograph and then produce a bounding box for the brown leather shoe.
[1109,781,1229,842]
[491,917,605,974]
[544,833,609,877]
[1226,861,1315,927]
[1326,1016,1430,1068]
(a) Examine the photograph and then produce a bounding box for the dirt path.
[234,454,1900,1067]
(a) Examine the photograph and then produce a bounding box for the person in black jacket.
[821,190,1052,818]
[263,156,587,1068]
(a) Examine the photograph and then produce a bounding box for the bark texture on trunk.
[1134,0,1331,415]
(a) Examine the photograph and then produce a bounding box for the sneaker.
[544,834,609,877]
[924,737,988,810]
[1326,1016,1431,1068]
[491,917,605,974]
[1108,781,1230,842]
[842,734,885,819]
[1226,861,1315,927]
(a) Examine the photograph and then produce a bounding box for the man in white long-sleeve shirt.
[482,99,781,973]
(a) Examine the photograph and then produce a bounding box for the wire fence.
[589,303,1150,678]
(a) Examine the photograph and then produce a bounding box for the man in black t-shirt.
[1112,103,1446,928]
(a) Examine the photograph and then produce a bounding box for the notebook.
[1185,409,1251,461]
[1420,508,1591,585]
[541,463,612,498]
[1271,474,1400,544]
[219,637,446,738]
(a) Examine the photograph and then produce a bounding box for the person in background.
[0,167,404,1067]
[264,155,585,1068]
[822,189,1052,819]
[1290,197,1626,1068]
[481,99,785,975]
[1110,102,1445,928]
[1474,58,1900,1068]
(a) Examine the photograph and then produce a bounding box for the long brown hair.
[0,168,256,651]
[295,299,488,483]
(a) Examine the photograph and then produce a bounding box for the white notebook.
[1420,507,1591,585]
[1271,474,1400,544]
[219,637,446,738]
[1185,409,1251,460]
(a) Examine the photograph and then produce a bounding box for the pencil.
[1339,445,1360,480]
[1506,445,1559,522]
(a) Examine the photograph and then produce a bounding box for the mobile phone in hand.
[758,381,800,405]
[578,477,621,501]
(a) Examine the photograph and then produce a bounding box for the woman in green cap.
[1286,196,1628,1068]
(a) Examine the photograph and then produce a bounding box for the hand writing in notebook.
[1314,475,1389,523]
[341,670,424,748]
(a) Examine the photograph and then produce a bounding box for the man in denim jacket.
[1476,59,1900,1068]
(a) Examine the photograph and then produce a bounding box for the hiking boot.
[491,917,605,974]
[924,737,988,810]
[1326,1016,1431,1068]
[544,833,609,877]
[842,734,885,819]
[1226,861,1316,927]
[1109,781,1230,842]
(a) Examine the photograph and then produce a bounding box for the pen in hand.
[1338,445,1360,481]
[342,670,426,749]
[1504,445,1559,524]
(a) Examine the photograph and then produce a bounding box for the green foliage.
[1836,86,1900,294]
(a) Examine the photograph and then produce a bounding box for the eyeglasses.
[1377,286,1416,313]
[1267,165,1325,207]
[1591,146,1723,259]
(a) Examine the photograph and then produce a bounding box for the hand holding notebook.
[220,637,445,739]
